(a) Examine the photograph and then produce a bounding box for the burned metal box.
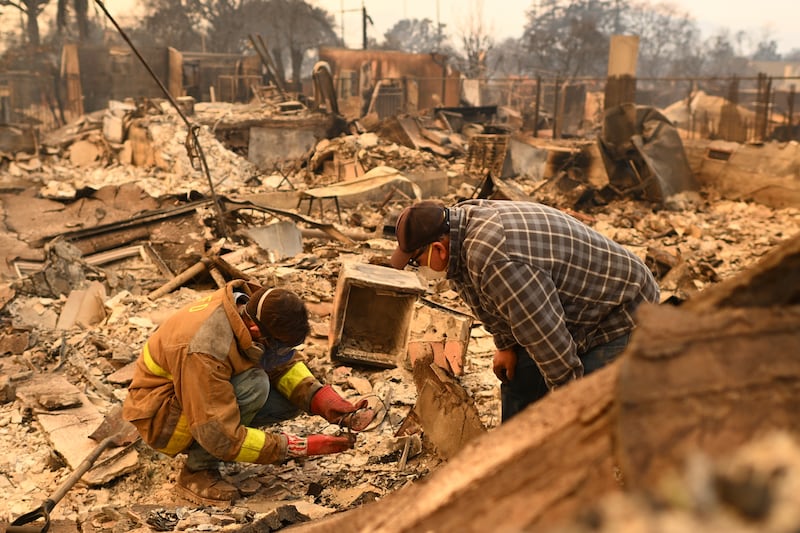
[329,262,425,368]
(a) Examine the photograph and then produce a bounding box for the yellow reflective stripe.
[157,413,193,456]
[276,363,313,398]
[235,427,266,463]
[143,343,172,380]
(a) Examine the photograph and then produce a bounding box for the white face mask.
[418,266,447,280]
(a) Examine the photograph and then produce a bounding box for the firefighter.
[123,282,374,505]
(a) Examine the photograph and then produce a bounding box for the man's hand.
[310,385,376,431]
[493,348,518,383]
[283,433,356,458]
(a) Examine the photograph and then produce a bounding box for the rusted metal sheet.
[599,103,697,202]
[465,133,510,178]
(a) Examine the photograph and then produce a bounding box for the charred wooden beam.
[32,199,214,248]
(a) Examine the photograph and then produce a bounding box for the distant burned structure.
[60,44,262,117]
[317,47,461,119]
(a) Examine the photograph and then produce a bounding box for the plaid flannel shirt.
[446,200,659,389]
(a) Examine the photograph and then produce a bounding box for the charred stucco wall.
[74,46,254,113]
[181,52,259,103]
[318,47,461,118]
[78,45,170,112]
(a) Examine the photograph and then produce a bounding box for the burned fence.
[325,72,800,144]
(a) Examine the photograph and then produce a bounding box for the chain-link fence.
[349,74,800,143]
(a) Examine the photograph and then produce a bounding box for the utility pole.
[339,1,371,49]
[340,0,346,47]
[436,0,442,51]
[362,1,373,50]
[362,5,368,49]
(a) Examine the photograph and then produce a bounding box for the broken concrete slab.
[56,281,108,330]
[616,302,800,492]
[0,376,16,404]
[106,361,136,386]
[7,296,59,330]
[15,376,139,486]
[1,183,160,251]
[692,140,800,208]
[249,124,319,171]
[245,221,303,262]
[68,139,104,167]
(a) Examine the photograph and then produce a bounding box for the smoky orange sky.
[5,0,799,55]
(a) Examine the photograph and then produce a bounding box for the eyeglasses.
[407,244,430,268]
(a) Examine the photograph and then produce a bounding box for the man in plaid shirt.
[390,199,659,421]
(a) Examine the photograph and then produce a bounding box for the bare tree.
[240,0,338,90]
[626,1,699,77]
[702,29,750,76]
[456,0,494,78]
[0,0,48,46]
[784,48,800,62]
[133,0,337,89]
[56,0,90,41]
[187,0,247,54]
[381,18,445,53]
[522,0,616,78]
[487,37,530,78]
[751,30,781,61]
[133,0,207,51]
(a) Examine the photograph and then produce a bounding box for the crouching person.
[122,281,375,506]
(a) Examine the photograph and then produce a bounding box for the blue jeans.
[500,334,630,422]
[186,367,300,471]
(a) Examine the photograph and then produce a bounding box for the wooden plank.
[410,363,485,459]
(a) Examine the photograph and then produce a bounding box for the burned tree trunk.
[615,303,800,491]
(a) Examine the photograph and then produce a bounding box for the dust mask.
[418,266,446,280]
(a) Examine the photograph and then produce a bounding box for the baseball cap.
[389,200,449,269]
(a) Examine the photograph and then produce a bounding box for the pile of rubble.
[1,98,799,532]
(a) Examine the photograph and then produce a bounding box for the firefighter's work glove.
[310,384,376,431]
[283,432,355,458]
